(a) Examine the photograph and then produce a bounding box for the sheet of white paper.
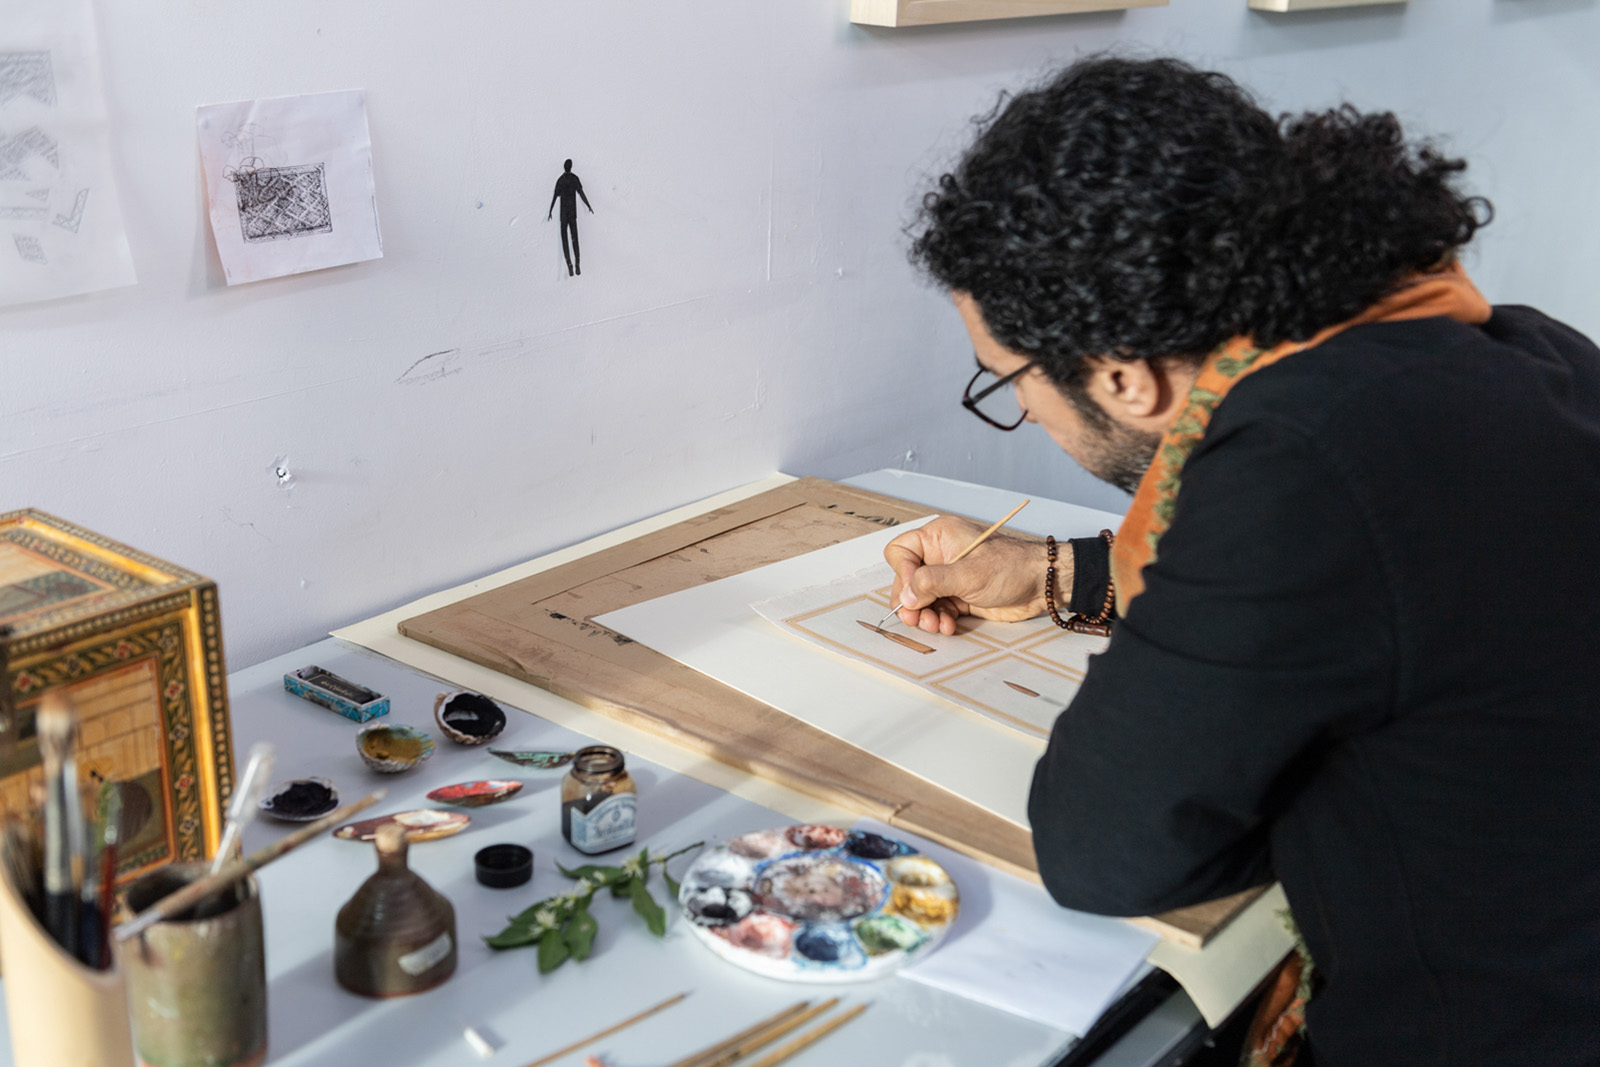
[197,90,382,284]
[855,818,1159,1038]
[753,568,1107,740]
[0,0,136,307]
[599,517,1061,828]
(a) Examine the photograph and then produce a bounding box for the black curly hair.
[911,56,1490,392]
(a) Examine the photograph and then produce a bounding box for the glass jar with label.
[561,745,637,854]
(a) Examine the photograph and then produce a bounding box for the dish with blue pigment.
[677,825,959,982]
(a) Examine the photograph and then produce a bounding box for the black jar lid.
[475,844,534,889]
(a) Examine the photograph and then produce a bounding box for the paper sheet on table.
[0,0,137,307]
[855,818,1158,1038]
[753,567,1107,740]
[597,518,1056,828]
[197,90,382,284]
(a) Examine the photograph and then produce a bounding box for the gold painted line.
[857,619,936,654]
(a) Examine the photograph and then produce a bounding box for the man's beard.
[1087,419,1161,494]
[1066,386,1162,494]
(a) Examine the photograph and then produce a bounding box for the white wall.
[3,0,1597,669]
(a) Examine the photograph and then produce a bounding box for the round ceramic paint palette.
[677,825,958,983]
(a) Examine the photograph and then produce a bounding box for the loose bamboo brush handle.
[741,1003,870,1067]
[667,998,839,1067]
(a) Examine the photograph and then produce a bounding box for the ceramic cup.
[120,862,267,1067]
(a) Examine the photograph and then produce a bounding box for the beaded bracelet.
[1045,529,1115,637]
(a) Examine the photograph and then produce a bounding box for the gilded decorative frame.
[0,510,234,884]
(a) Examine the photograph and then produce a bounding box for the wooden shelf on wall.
[851,0,1166,28]
[1248,0,1405,10]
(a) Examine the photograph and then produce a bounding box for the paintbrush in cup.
[211,742,275,874]
[876,498,1031,629]
[35,693,82,960]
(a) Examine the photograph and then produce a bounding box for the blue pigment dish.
[794,924,865,968]
[845,831,911,860]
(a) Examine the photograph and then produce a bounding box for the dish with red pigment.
[426,779,524,807]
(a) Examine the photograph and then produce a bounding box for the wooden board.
[399,476,1259,946]
[851,0,1166,27]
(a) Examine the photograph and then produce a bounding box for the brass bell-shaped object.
[334,822,456,997]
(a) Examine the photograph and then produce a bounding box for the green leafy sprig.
[484,842,702,973]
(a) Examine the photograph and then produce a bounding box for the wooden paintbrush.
[115,787,386,942]
[876,498,1031,629]
[211,742,275,875]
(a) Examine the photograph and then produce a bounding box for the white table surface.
[0,471,1207,1067]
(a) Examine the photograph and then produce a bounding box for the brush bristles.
[34,694,75,767]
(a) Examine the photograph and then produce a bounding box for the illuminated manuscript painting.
[753,568,1107,740]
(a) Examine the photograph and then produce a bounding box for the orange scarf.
[1110,264,1493,612]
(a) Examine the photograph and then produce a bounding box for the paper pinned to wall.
[197,90,382,285]
[753,569,1107,740]
[0,0,137,307]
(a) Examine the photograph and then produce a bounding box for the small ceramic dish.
[432,690,507,746]
[488,749,575,770]
[333,809,470,843]
[426,779,524,808]
[258,777,339,822]
[355,722,435,773]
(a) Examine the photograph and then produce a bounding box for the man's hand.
[883,516,1059,635]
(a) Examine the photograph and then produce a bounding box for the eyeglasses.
[961,361,1034,431]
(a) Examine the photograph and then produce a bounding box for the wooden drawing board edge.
[393,474,1258,948]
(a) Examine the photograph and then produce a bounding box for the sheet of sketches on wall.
[196,89,382,285]
[0,0,137,308]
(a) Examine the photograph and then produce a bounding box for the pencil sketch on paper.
[0,4,138,306]
[0,125,59,178]
[753,567,1110,740]
[52,187,87,232]
[196,91,382,284]
[13,234,45,263]
[221,124,332,243]
[0,52,55,108]
[231,163,332,243]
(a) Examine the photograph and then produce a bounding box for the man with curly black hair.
[885,57,1600,1066]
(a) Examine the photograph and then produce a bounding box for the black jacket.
[1030,308,1600,1066]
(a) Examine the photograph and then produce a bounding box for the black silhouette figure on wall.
[547,159,593,276]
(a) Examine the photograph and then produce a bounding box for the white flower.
[534,908,559,932]
[621,857,646,879]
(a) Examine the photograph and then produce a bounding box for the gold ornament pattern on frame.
[754,568,1108,740]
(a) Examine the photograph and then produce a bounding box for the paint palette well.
[258,777,339,822]
[678,825,958,983]
[426,779,524,807]
[333,809,470,843]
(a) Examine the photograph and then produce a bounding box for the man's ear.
[1084,356,1166,420]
